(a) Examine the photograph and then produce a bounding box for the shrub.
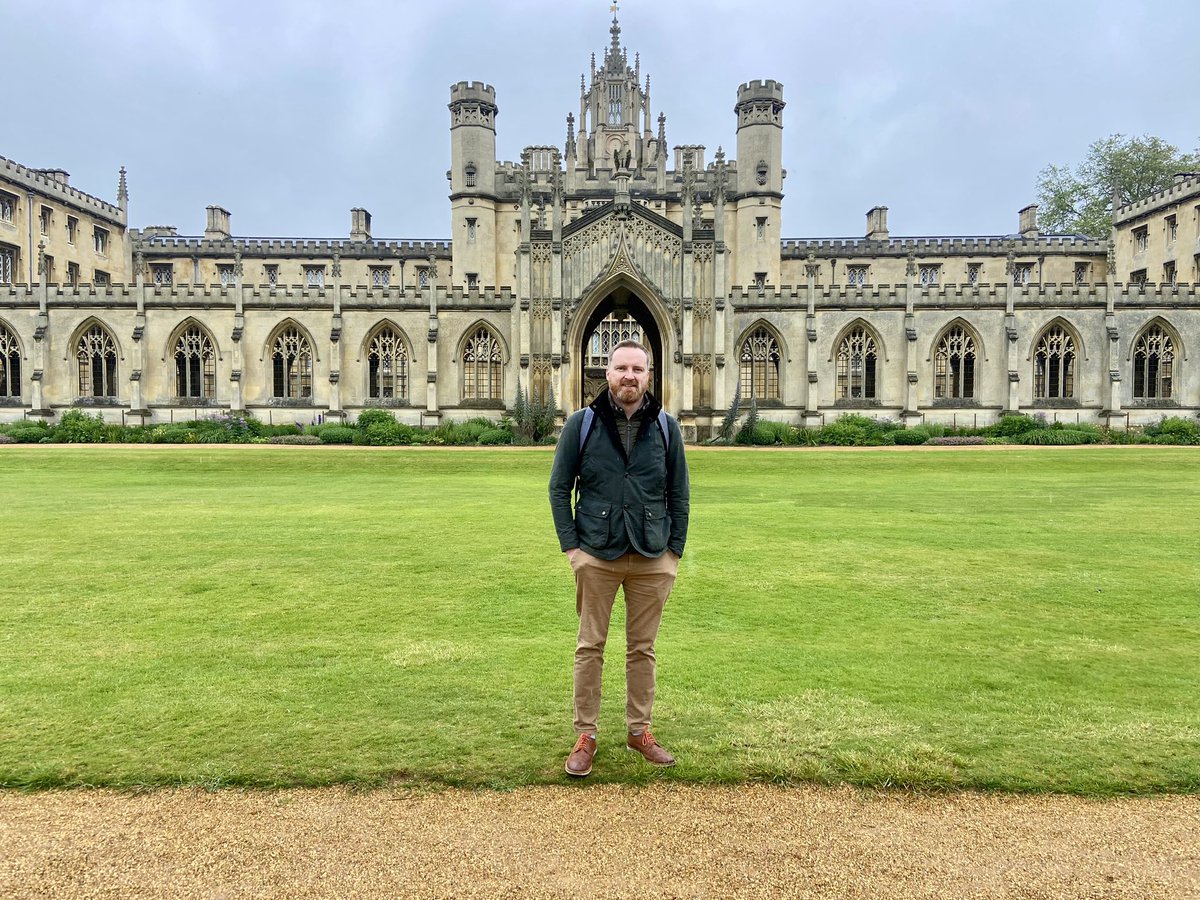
[151,424,198,444]
[364,421,412,446]
[1016,429,1100,445]
[355,409,396,431]
[0,433,13,444]
[816,419,868,446]
[267,434,322,445]
[1145,416,1200,445]
[1102,427,1151,445]
[318,426,357,444]
[927,435,988,446]
[4,424,51,443]
[191,413,259,443]
[53,409,109,444]
[986,413,1048,437]
[892,427,931,445]
[478,427,514,445]
[265,424,302,437]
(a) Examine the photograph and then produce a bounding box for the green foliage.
[53,409,110,443]
[511,382,558,443]
[736,393,760,444]
[434,418,495,446]
[811,414,899,446]
[714,379,742,444]
[364,421,414,446]
[1037,134,1200,237]
[892,427,931,445]
[355,408,396,431]
[478,427,514,445]
[267,434,322,444]
[318,426,357,445]
[985,414,1048,438]
[1102,427,1151,445]
[151,424,199,444]
[3,424,51,443]
[1144,416,1200,445]
[1016,428,1101,445]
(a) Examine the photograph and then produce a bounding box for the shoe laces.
[638,730,658,747]
[574,734,595,752]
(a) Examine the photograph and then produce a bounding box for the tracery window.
[607,83,622,125]
[271,326,313,400]
[218,264,236,287]
[304,266,325,288]
[264,265,279,287]
[587,314,644,368]
[151,264,173,286]
[934,325,976,400]
[367,326,409,401]
[836,326,878,400]
[846,266,867,286]
[76,323,118,398]
[174,325,216,399]
[1133,325,1174,401]
[739,328,780,401]
[919,264,940,286]
[967,263,981,285]
[1013,263,1033,286]
[1034,325,1075,399]
[462,326,503,401]
[0,323,21,398]
[370,266,391,288]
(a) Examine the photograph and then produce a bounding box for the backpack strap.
[578,404,669,461]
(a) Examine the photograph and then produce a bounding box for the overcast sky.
[4,0,1198,240]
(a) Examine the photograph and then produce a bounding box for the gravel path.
[2,784,1198,899]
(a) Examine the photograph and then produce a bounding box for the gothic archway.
[578,284,664,408]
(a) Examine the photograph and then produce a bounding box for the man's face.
[606,346,651,406]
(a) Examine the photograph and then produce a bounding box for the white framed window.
[93,227,109,255]
[1,243,17,284]
[1133,225,1148,252]
[846,265,867,286]
[371,266,391,288]
[151,264,173,286]
[304,265,325,287]
[919,264,940,286]
[67,216,78,244]
[1013,263,1034,286]
[218,264,236,287]
[264,264,279,287]
[967,263,982,285]
[0,191,15,223]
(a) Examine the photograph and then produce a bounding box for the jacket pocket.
[643,503,669,552]
[575,499,612,548]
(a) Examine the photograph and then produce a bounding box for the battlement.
[134,235,452,258]
[780,234,1107,257]
[1113,173,1200,224]
[736,79,784,102]
[0,154,126,225]
[449,81,497,105]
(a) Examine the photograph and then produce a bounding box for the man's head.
[606,340,651,408]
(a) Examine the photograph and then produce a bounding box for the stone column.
[902,253,919,420]
[425,256,440,423]
[129,250,147,419]
[328,250,344,419]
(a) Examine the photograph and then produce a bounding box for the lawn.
[1,445,1197,794]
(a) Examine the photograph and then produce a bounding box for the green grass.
[1,446,1198,795]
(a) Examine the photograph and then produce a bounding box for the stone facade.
[1,15,1196,431]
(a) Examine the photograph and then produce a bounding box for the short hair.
[608,339,651,367]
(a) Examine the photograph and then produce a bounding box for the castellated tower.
[449,81,498,289]
[733,80,785,288]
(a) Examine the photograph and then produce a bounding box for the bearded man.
[548,340,690,777]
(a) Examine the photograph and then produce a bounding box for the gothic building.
[1,14,1197,434]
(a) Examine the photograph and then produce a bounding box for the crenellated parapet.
[1113,173,1200,225]
[131,234,452,259]
[0,154,126,224]
[782,235,1107,258]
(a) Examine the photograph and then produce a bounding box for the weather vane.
[610,2,619,14]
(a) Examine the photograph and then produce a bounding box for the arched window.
[1034,325,1075,399]
[836,326,878,400]
[587,313,646,368]
[739,327,781,401]
[271,326,313,399]
[1133,325,1174,400]
[0,323,20,398]
[174,324,216,400]
[76,323,118,398]
[934,325,976,400]
[367,326,409,401]
[462,326,503,401]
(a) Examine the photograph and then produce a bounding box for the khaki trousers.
[570,550,679,735]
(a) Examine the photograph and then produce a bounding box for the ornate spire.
[609,13,621,58]
[565,113,576,158]
[657,112,666,156]
[117,166,128,208]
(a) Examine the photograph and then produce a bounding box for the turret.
[732,80,786,288]
[449,81,499,289]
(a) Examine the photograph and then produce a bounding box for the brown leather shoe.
[627,729,676,767]
[565,733,597,777]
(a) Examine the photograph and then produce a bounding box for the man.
[548,339,690,777]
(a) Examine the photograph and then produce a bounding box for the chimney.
[865,206,888,240]
[350,208,372,242]
[205,206,231,241]
[1019,204,1039,238]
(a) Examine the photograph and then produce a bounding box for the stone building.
[1,14,1196,432]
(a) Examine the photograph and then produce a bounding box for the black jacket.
[548,392,689,560]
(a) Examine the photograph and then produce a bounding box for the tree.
[1036,134,1200,238]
